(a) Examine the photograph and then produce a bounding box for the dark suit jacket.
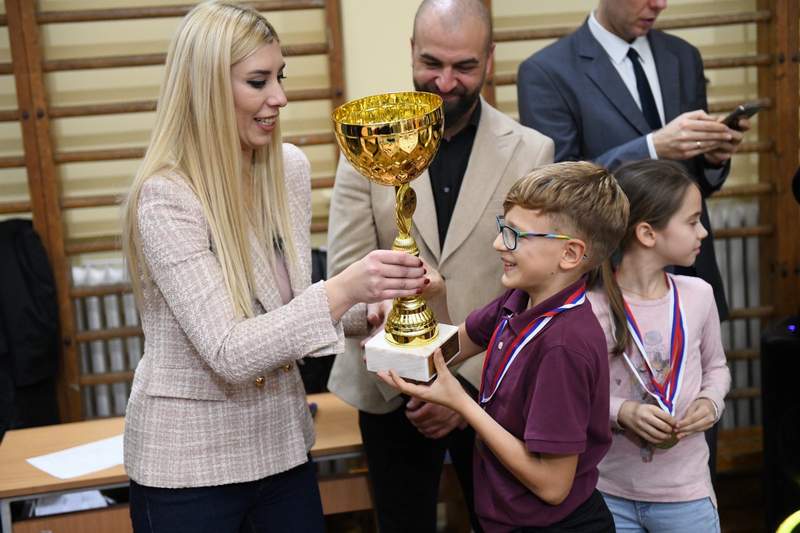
[0,219,59,387]
[0,219,60,434]
[517,19,729,319]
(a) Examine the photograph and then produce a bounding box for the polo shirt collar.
[501,276,589,336]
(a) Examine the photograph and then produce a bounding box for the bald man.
[326,1,553,531]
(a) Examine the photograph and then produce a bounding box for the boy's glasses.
[495,215,575,251]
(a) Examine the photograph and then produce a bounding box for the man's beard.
[413,79,482,128]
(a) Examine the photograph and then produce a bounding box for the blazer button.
[282,363,292,372]
[255,376,266,387]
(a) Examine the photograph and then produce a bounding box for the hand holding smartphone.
[722,101,761,130]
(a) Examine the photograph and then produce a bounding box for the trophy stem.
[392,184,419,256]
[385,184,438,346]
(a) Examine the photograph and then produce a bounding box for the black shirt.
[428,100,481,249]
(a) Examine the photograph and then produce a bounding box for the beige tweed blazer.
[326,98,554,414]
[124,144,344,488]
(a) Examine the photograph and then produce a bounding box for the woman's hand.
[675,398,717,439]
[617,400,677,445]
[419,259,445,299]
[377,349,470,414]
[326,250,427,321]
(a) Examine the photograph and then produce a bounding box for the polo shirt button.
[255,376,266,387]
[282,364,292,372]
[498,341,503,350]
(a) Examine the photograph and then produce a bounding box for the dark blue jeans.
[129,459,324,533]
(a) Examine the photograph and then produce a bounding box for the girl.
[588,160,731,533]
[121,3,426,532]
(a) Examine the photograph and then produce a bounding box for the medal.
[653,433,679,449]
[479,284,587,405]
[621,274,687,449]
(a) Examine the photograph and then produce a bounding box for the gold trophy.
[332,91,460,381]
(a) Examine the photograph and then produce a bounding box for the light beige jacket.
[326,99,554,414]
[124,144,344,488]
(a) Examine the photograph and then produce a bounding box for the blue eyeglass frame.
[495,215,582,254]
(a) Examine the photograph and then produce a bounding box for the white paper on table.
[34,490,109,516]
[26,434,123,480]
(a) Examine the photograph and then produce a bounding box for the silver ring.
[696,141,702,149]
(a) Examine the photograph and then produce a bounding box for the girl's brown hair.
[595,159,698,355]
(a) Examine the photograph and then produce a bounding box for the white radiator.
[72,261,141,418]
[709,198,761,430]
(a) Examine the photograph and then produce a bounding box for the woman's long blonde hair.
[123,1,296,318]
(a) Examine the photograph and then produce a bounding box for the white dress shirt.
[588,11,725,185]
[588,11,664,159]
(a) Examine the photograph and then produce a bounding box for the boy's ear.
[560,239,587,271]
[634,222,657,248]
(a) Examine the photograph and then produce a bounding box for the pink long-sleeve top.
[587,274,731,506]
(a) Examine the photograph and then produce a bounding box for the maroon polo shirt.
[464,277,611,532]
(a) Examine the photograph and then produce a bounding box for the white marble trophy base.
[364,323,460,382]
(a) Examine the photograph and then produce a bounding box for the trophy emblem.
[332,92,460,381]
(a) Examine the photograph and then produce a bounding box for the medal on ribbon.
[479,284,587,405]
[621,273,687,449]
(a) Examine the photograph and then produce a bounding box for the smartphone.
[722,101,762,130]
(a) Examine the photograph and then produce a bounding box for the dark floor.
[717,468,766,533]
[325,466,770,533]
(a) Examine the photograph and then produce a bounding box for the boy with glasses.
[380,161,629,532]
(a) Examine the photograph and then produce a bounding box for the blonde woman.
[121,2,427,532]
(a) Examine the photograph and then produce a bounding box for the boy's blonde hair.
[123,1,294,319]
[503,161,629,270]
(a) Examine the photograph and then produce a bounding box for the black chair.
[299,248,335,394]
[761,315,800,530]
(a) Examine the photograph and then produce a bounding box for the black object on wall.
[0,219,60,443]
[299,248,335,394]
[761,315,800,531]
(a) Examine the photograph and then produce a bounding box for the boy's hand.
[405,398,464,439]
[377,349,470,413]
[675,398,716,439]
[618,401,677,445]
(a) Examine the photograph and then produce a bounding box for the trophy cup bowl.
[332,92,460,381]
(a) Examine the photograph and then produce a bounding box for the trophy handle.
[393,184,419,256]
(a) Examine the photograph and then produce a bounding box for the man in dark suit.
[517,0,751,321]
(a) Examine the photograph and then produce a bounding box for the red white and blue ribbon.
[621,274,687,417]
[479,284,587,405]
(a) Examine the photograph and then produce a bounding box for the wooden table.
[0,393,370,532]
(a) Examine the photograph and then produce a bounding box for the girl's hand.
[377,349,470,413]
[618,401,677,445]
[675,398,716,439]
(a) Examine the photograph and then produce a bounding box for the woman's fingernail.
[416,288,423,294]
[423,268,427,274]
[424,278,430,285]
